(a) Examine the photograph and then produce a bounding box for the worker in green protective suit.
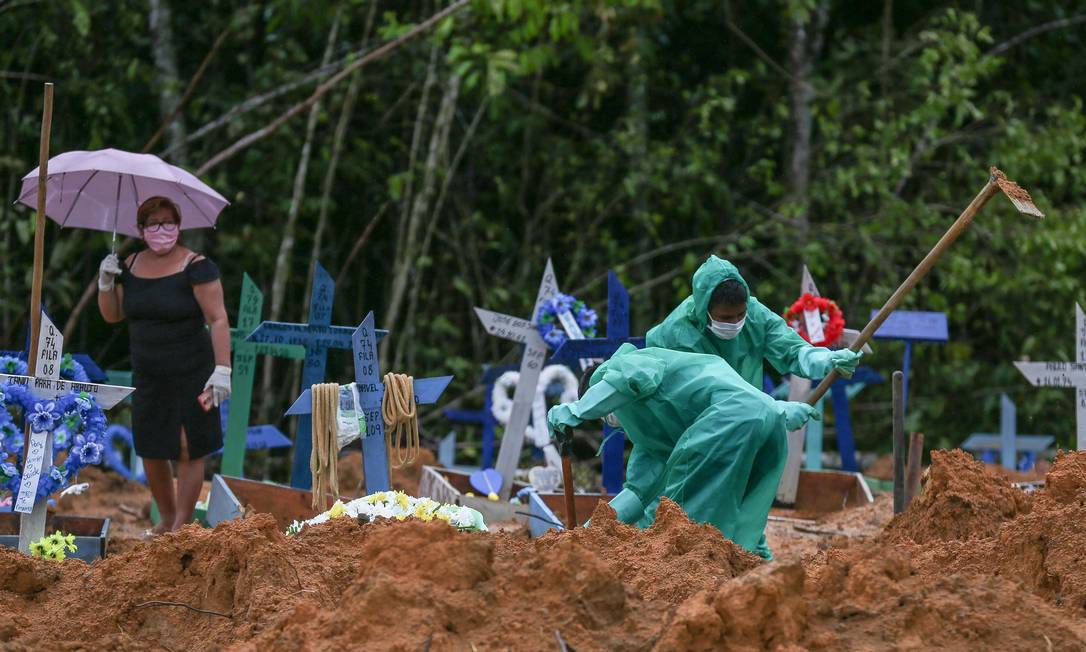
[547,343,821,560]
[646,255,862,390]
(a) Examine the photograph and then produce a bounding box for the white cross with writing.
[9,312,134,552]
[1013,303,1086,451]
[473,260,559,499]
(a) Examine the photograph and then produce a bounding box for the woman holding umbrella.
[97,196,231,534]
[20,149,233,535]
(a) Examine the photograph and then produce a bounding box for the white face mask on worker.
[708,314,745,340]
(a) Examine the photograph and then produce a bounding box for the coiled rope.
[381,373,419,468]
[310,382,341,509]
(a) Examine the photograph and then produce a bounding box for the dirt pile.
[0,497,750,651]
[882,448,1032,544]
[656,543,1086,651]
[907,451,1086,613]
[4,452,1086,650]
[537,499,762,603]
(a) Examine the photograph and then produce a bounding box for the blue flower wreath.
[536,292,598,350]
[0,353,89,383]
[0,379,107,501]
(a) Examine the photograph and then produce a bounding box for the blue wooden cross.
[827,366,884,472]
[962,394,1053,471]
[550,270,645,494]
[284,312,453,493]
[245,263,387,488]
[870,310,948,420]
[440,375,499,469]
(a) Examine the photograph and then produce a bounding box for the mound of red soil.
[1044,450,1086,505]
[656,543,1086,651]
[5,457,1086,650]
[907,451,1086,613]
[882,449,1032,544]
[0,497,752,650]
[538,498,762,604]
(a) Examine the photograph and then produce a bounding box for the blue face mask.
[708,313,746,340]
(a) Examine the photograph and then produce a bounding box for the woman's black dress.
[119,252,223,460]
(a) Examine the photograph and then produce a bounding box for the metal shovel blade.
[991,167,1044,218]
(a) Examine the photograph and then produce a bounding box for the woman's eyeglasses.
[142,222,179,233]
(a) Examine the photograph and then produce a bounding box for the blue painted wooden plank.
[870,310,949,342]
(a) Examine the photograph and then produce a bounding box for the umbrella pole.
[18,82,53,554]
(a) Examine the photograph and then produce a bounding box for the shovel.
[807,167,1044,405]
[554,425,578,529]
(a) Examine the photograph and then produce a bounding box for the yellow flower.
[413,503,436,521]
[394,492,410,510]
[328,501,347,519]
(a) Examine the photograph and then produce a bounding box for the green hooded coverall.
[646,256,859,390]
[547,344,819,559]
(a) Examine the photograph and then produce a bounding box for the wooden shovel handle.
[561,456,577,529]
[807,176,1001,405]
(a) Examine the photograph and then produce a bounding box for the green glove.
[829,349,862,378]
[547,404,583,436]
[778,401,822,431]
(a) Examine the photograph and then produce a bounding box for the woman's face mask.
[143,222,179,254]
[708,313,746,340]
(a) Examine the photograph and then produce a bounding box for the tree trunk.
[259,9,341,421]
[624,27,652,327]
[302,1,378,316]
[397,86,483,371]
[383,72,461,368]
[148,0,186,162]
[147,0,198,249]
[786,1,829,238]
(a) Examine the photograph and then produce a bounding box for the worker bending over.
[547,343,820,560]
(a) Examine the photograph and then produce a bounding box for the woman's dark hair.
[578,362,603,398]
[137,196,182,229]
[709,279,748,310]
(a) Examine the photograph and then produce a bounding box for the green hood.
[686,255,750,328]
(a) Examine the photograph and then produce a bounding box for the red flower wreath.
[782,293,845,347]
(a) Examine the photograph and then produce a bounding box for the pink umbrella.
[16,148,229,245]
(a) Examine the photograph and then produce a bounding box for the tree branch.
[195,0,471,176]
[723,1,792,80]
[144,22,233,154]
[985,14,1086,59]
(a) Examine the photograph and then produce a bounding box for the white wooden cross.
[1013,303,1086,451]
[473,260,558,499]
[8,312,134,552]
[777,266,872,504]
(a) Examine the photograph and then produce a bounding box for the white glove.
[98,253,122,292]
[203,365,232,407]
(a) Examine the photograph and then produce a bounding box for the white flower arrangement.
[286,490,488,536]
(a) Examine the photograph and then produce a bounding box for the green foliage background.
[2,0,1085,476]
